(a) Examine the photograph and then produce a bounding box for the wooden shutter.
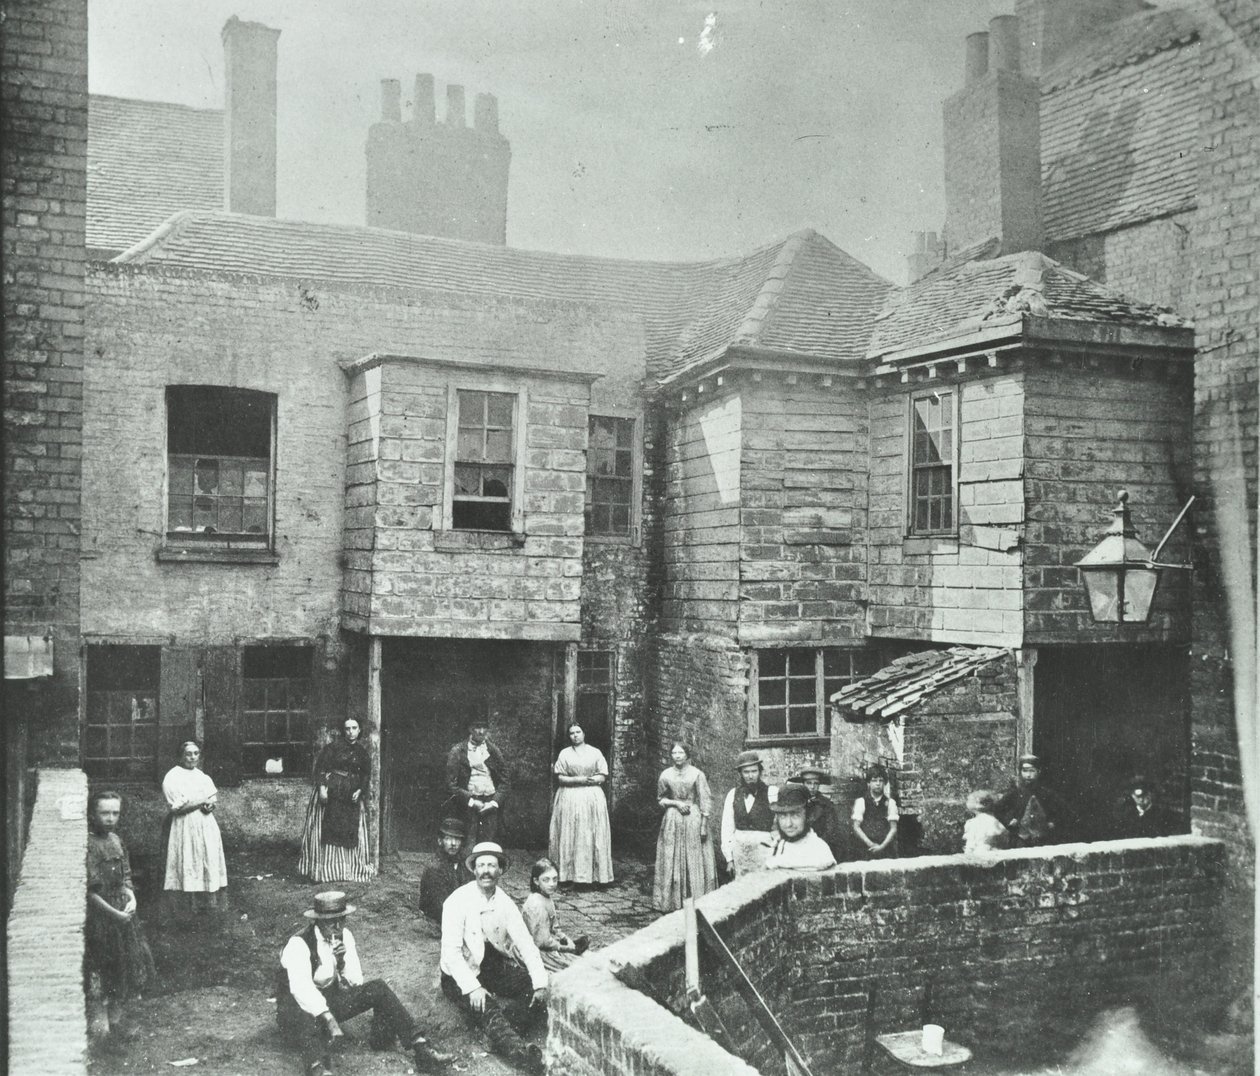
[159,647,199,779]
[201,646,243,786]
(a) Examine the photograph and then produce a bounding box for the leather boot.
[410,1034,454,1072]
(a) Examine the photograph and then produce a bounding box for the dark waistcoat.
[733,782,775,831]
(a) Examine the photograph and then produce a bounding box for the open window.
[166,386,275,547]
[451,388,518,531]
[585,414,641,541]
[908,388,958,535]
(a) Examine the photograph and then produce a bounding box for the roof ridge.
[112,209,200,263]
[90,92,224,116]
[1040,6,1202,92]
[731,231,809,347]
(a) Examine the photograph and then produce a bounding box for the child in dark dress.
[85,790,156,1042]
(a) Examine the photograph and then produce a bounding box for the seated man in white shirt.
[277,891,451,1076]
[440,842,548,1076]
[719,750,778,878]
[764,783,837,871]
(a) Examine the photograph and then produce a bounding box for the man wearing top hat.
[277,891,452,1076]
[440,842,548,1075]
[719,750,779,878]
[419,817,473,922]
[764,784,837,871]
[995,754,1074,847]
[794,765,845,859]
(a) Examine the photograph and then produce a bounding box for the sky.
[88,0,1031,283]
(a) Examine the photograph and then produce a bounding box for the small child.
[521,858,590,972]
[963,789,1010,854]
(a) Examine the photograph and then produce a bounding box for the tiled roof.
[1041,8,1201,242]
[867,250,1189,359]
[87,96,223,256]
[830,646,1009,720]
[114,212,891,383]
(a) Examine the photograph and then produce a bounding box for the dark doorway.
[380,638,558,854]
[1034,644,1189,840]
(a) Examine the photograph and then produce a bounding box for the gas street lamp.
[1074,490,1194,625]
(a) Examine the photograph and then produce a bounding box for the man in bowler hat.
[719,749,778,877]
[277,891,451,1075]
[419,817,473,922]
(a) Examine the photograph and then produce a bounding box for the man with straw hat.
[440,842,548,1074]
[719,749,778,878]
[277,890,452,1075]
[419,817,473,922]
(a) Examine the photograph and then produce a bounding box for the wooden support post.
[1015,647,1037,762]
[684,897,700,996]
[368,635,383,870]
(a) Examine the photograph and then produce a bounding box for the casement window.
[241,646,313,778]
[450,388,520,531]
[908,389,958,534]
[166,386,275,545]
[585,414,641,541]
[748,648,881,740]
[83,645,160,780]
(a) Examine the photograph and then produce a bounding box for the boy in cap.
[419,817,473,922]
[1112,774,1175,839]
[795,765,845,859]
[440,842,548,1075]
[764,783,837,871]
[719,749,778,878]
[277,891,451,1076]
[994,754,1074,846]
[852,764,900,859]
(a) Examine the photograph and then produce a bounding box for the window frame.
[746,647,882,744]
[905,386,960,536]
[584,411,643,545]
[82,644,162,782]
[239,644,315,779]
[442,382,528,533]
[162,385,278,556]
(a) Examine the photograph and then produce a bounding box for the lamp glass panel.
[1120,568,1159,623]
[1082,568,1120,622]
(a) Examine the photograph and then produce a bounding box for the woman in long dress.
[161,741,228,921]
[548,722,614,885]
[298,717,375,883]
[652,741,717,912]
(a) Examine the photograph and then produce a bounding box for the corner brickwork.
[6,768,89,1075]
[551,837,1228,1075]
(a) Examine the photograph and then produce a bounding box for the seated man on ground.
[440,842,548,1075]
[764,783,837,871]
[419,817,472,922]
[277,891,451,1076]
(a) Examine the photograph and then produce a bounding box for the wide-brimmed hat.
[465,841,510,873]
[771,784,811,813]
[303,890,356,920]
[439,817,467,839]
[793,766,832,784]
[734,750,764,772]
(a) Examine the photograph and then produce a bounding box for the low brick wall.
[548,836,1226,1075]
[6,768,88,1075]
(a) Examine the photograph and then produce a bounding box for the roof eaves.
[868,314,1026,365]
[341,352,606,383]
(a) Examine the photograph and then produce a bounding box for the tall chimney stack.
[222,16,280,216]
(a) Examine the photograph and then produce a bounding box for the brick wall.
[2,0,88,767]
[6,768,88,1075]
[738,381,867,647]
[550,836,1228,1075]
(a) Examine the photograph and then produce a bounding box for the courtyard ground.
[87,847,658,1076]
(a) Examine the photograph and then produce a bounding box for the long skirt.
[85,907,156,1001]
[548,786,614,884]
[297,787,375,883]
[653,807,716,911]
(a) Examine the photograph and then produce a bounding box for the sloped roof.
[867,250,1190,359]
[113,212,891,383]
[830,646,1010,720]
[1041,7,1202,243]
[87,96,223,256]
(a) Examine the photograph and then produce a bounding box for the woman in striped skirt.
[298,718,376,883]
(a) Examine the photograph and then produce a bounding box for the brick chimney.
[365,74,511,244]
[1015,0,1151,78]
[906,231,945,283]
[222,16,280,216]
[942,15,1043,258]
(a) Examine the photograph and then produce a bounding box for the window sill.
[745,735,830,750]
[433,529,526,552]
[902,535,959,556]
[583,534,640,547]
[158,545,280,566]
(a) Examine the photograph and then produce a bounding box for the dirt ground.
[88,847,656,1076]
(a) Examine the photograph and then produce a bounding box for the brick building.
[5,0,1254,930]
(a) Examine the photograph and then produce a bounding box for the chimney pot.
[965,31,990,84]
[381,79,401,122]
[446,84,466,127]
[989,15,1021,73]
[474,92,499,134]
[414,74,435,125]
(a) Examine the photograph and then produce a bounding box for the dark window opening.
[84,645,160,781]
[585,416,636,537]
[453,390,515,531]
[241,645,313,777]
[167,386,274,542]
[571,649,615,765]
[754,647,882,739]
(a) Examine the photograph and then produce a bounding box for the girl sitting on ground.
[963,789,1010,854]
[521,858,590,972]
